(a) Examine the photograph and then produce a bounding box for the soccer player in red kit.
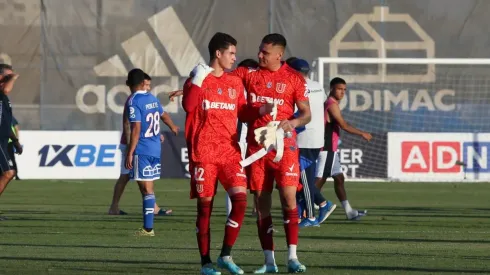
[232,34,311,273]
[183,32,269,275]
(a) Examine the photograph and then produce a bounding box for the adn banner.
[388,133,490,181]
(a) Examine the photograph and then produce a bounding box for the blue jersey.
[127,91,164,158]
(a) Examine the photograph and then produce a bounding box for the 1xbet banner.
[16,131,121,179]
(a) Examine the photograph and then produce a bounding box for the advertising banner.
[388,133,490,181]
[16,131,121,179]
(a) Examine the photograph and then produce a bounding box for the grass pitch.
[1,180,490,274]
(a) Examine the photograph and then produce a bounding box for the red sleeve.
[293,75,309,103]
[228,67,249,82]
[236,82,260,123]
[182,78,201,113]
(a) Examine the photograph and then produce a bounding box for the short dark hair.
[261,33,287,48]
[285,57,297,66]
[144,73,151,81]
[0,64,13,75]
[208,32,237,60]
[330,77,346,88]
[126,68,145,87]
[237,59,259,68]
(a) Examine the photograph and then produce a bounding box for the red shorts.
[189,161,247,199]
[247,147,300,192]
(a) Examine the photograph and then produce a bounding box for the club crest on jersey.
[217,88,223,95]
[228,88,236,99]
[276,83,286,94]
[266,82,272,88]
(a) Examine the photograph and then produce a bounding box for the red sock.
[283,208,299,246]
[196,200,213,265]
[223,193,247,247]
[257,215,274,250]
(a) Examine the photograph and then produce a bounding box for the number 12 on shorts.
[194,167,205,181]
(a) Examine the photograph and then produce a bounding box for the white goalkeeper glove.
[191,63,214,87]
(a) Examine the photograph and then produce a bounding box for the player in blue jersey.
[109,73,173,216]
[124,68,179,236]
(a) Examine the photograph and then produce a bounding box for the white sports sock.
[288,245,297,260]
[264,250,276,265]
[341,200,353,214]
[225,193,232,217]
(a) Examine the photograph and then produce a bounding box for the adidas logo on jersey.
[76,5,205,115]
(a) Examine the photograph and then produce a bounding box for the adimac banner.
[388,133,490,181]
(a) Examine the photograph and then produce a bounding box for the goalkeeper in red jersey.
[183,32,271,275]
[232,33,311,273]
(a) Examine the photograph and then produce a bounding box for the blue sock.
[143,194,155,231]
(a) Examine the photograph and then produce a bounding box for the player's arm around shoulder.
[327,103,372,141]
[228,66,248,80]
[289,73,311,128]
[182,78,196,113]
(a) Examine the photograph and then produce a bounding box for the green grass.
[1,180,490,274]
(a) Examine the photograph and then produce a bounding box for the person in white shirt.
[290,59,337,228]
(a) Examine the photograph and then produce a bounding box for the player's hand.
[125,154,133,170]
[13,141,22,155]
[259,103,275,116]
[168,90,183,102]
[171,126,179,136]
[191,63,214,87]
[278,120,295,137]
[160,134,165,143]
[362,132,372,142]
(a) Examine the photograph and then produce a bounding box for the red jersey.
[119,96,132,145]
[182,73,259,164]
[232,63,308,153]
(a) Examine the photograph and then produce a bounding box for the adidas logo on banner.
[93,6,204,77]
[76,6,205,114]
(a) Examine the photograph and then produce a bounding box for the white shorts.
[315,151,343,179]
[119,144,130,175]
